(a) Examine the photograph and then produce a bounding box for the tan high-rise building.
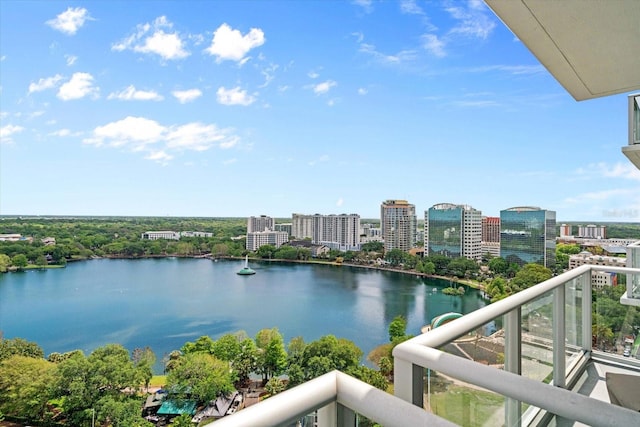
[381,200,416,252]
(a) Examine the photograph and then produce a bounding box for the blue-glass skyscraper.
[500,206,556,268]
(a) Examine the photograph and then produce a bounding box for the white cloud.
[312,80,337,95]
[28,74,64,93]
[353,0,373,13]
[594,162,640,181]
[145,150,173,164]
[564,188,633,204]
[85,116,164,150]
[358,88,368,95]
[336,198,344,207]
[112,16,189,60]
[445,2,496,40]
[205,23,265,63]
[0,124,24,144]
[172,89,202,104]
[46,7,92,35]
[65,55,77,66]
[400,0,424,15]
[422,34,446,57]
[57,72,98,100]
[308,71,320,79]
[83,116,239,162]
[359,43,417,64]
[166,123,235,151]
[49,129,72,137]
[259,63,278,88]
[216,86,256,106]
[108,85,163,101]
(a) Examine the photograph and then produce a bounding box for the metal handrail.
[209,370,457,427]
[393,265,640,425]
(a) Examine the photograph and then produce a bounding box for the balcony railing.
[206,264,640,426]
[394,264,640,426]
[208,370,456,427]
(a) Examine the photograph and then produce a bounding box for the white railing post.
[318,402,337,427]
[504,307,522,426]
[337,403,356,426]
[393,357,424,407]
[553,285,566,388]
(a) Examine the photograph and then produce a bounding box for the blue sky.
[1,0,638,222]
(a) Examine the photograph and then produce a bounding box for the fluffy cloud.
[83,116,239,163]
[112,16,189,60]
[57,72,98,100]
[205,23,265,62]
[107,85,163,101]
[172,89,202,104]
[312,80,337,95]
[85,116,164,150]
[216,86,256,106]
[422,34,446,57]
[28,75,64,93]
[46,7,92,35]
[1,124,24,144]
[166,123,237,151]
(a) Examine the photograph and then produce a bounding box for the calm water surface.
[0,258,487,370]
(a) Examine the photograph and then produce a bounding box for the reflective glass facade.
[427,207,463,257]
[500,207,556,268]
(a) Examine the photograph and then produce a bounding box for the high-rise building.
[380,200,416,252]
[247,215,275,233]
[425,203,482,260]
[274,223,292,236]
[482,216,500,242]
[500,206,556,268]
[577,224,606,239]
[481,216,501,258]
[246,230,289,251]
[559,223,573,238]
[291,213,361,251]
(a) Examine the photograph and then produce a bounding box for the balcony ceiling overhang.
[485,0,640,101]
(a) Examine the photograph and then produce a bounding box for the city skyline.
[1,1,639,222]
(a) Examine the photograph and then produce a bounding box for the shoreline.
[15,253,486,292]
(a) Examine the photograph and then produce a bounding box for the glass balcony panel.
[424,368,507,426]
[565,276,584,368]
[437,318,505,370]
[521,290,555,383]
[592,283,640,357]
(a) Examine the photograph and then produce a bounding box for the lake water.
[0,258,488,371]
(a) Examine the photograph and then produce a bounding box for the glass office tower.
[425,203,482,260]
[500,206,556,268]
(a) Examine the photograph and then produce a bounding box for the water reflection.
[0,258,487,371]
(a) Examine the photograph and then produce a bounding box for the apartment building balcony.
[208,262,640,426]
[622,94,640,170]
